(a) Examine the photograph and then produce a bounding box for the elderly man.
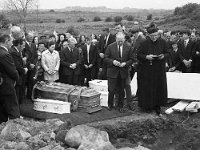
[60,37,81,85]
[104,32,134,113]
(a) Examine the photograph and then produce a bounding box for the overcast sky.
[39,0,200,9]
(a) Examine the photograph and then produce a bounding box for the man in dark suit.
[0,34,20,123]
[178,30,196,73]
[60,37,81,85]
[9,38,28,104]
[82,37,98,86]
[104,32,134,113]
[98,28,115,79]
[23,32,36,99]
[192,32,200,73]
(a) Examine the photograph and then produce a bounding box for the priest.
[137,23,169,116]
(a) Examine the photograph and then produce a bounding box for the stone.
[118,146,151,150]
[55,130,68,143]
[51,145,65,150]
[65,125,116,150]
[27,136,47,149]
[17,129,32,141]
[3,141,17,149]
[1,122,30,141]
[38,145,52,150]
[15,142,30,150]
[66,148,76,150]
[54,119,73,134]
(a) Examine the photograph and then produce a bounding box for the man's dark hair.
[13,38,24,47]
[0,34,11,43]
[47,41,55,48]
[85,37,90,41]
[38,41,47,48]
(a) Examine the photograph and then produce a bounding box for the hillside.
[158,3,200,32]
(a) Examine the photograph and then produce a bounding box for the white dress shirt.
[87,44,90,63]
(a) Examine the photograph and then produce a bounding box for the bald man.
[104,32,134,113]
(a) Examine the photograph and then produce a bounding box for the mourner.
[0,34,20,123]
[82,37,98,86]
[137,23,169,116]
[9,38,28,104]
[178,30,195,73]
[168,41,182,72]
[98,28,115,79]
[192,32,200,73]
[60,37,81,85]
[104,32,134,113]
[41,41,60,82]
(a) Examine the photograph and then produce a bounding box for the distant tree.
[67,26,80,36]
[124,15,134,21]
[56,19,61,23]
[49,9,55,13]
[56,19,65,23]
[114,16,122,22]
[3,0,37,32]
[93,16,101,22]
[174,3,199,16]
[147,14,152,20]
[174,7,183,15]
[77,17,85,22]
[105,17,113,22]
[0,14,10,29]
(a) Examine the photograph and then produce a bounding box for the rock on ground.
[65,125,116,150]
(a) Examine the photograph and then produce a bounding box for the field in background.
[5,9,172,36]
[4,7,200,36]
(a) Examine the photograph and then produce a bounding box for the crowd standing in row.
[0,22,200,123]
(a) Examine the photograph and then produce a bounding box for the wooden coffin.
[32,81,102,113]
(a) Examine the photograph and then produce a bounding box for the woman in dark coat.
[137,24,169,115]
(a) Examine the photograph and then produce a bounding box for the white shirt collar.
[0,45,9,52]
[185,38,189,44]
[14,46,20,53]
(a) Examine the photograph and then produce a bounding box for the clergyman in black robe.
[137,23,169,115]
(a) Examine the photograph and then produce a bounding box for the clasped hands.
[183,59,192,68]
[113,60,126,67]
[47,70,57,75]
[84,64,93,69]
[70,63,77,69]
[146,54,164,60]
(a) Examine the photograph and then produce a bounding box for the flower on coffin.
[43,104,47,110]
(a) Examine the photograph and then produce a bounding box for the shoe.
[155,107,161,116]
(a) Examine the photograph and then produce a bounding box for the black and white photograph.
[0,0,200,149]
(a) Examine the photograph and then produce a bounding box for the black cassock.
[137,38,169,110]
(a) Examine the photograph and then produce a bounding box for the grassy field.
[4,8,200,36]
[4,9,171,36]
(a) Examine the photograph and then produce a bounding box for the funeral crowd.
[0,22,200,123]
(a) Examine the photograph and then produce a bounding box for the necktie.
[118,45,121,58]
[69,48,73,54]
[184,40,187,47]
